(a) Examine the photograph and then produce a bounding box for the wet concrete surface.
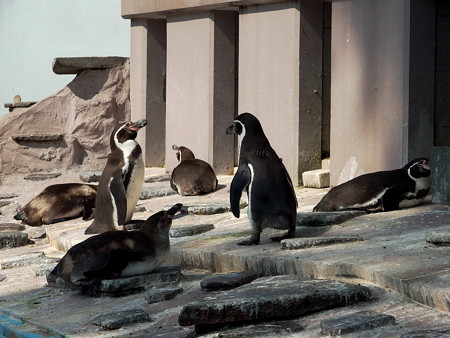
[0,168,449,337]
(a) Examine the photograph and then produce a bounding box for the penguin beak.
[421,160,431,171]
[166,203,183,219]
[127,119,148,131]
[226,123,235,135]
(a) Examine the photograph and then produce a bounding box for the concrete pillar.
[239,0,323,186]
[165,12,236,174]
[130,19,166,167]
[330,0,435,186]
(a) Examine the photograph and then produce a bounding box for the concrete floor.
[0,169,449,337]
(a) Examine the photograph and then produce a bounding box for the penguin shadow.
[294,225,332,238]
[124,212,187,230]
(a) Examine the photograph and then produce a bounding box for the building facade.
[121,0,449,186]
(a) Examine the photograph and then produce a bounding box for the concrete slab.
[302,168,330,188]
[178,276,373,332]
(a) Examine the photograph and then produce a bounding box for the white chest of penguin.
[120,139,145,222]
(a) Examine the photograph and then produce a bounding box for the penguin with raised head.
[170,145,218,196]
[14,183,97,227]
[226,112,298,245]
[49,203,182,284]
[313,158,431,212]
[85,119,147,234]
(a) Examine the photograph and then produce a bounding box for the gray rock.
[79,171,102,183]
[400,329,450,337]
[200,271,258,291]
[0,194,19,199]
[178,276,373,332]
[0,231,29,250]
[140,186,177,200]
[321,310,395,335]
[170,224,214,237]
[217,321,304,337]
[23,173,61,181]
[1,252,58,269]
[164,202,247,215]
[145,174,171,183]
[297,211,365,226]
[92,309,151,330]
[432,146,450,205]
[281,236,363,249]
[0,274,7,282]
[425,230,450,246]
[0,201,12,208]
[53,56,128,75]
[53,264,182,296]
[134,205,147,213]
[12,134,63,143]
[0,223,26,232]
[145,287,183,304]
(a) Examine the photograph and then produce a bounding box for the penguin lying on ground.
[170,145,218,196]
[49,203,183,284]
[313,158,431,212]
[14,183,97,227]
[226,112,298,245]
[85,119,147,234]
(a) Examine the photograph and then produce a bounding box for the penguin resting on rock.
[85,120,147,234]
[14,183,97,227]
[226,112,298,245]
[170,145,218,196]
[48,203,183,284]
[313,158,431,212]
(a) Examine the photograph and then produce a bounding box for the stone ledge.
[52,56,128,74]
[302,168,330,188]
[12,134,63,143]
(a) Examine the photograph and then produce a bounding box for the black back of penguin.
[229,113,297,238]
[313,158,431,212]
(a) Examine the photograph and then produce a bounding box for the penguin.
[313,158,431,212]
[48,203,182,284]
[85,119,147,234]
[14,183,97,227]
[170,145,218,196]
[226,112,298,245]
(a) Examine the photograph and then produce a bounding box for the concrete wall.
[435,0,450,146]
[130,19,167,166]
[165,12,235,174]
[331,0,408,185]
[330,0,436,186]
[239,0,322,186]
[0,0,130,119]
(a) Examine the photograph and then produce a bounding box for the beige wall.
[165,12,235,174]
[330,0,410,185]
[239,0,322,186]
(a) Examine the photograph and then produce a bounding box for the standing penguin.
[313,158,431,212]
[14,183,97,227]
[49,203,182,284]
[170,145,218,196]
[85,120,147,234]
[226,112,298,245]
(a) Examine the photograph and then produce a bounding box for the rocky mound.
[0,60,130,175]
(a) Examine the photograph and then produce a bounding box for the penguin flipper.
[82,249,135,280]
[230,166,251,218]
[110,173,127,226]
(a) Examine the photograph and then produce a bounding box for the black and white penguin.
[85,119,147,234]
[226,112,298,245]
[14,183,97,227]
[170,145,218,196]
[313,158,431,212]
[49,203,182,284]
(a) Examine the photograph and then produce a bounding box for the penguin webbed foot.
[237,234,260,246]
[270,229,295,242]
